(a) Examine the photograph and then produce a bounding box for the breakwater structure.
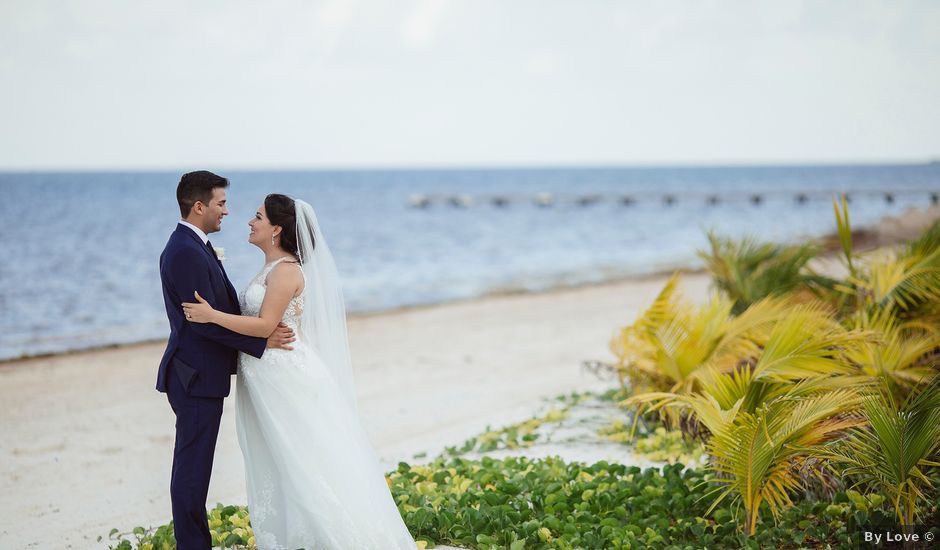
[406,189,939,209]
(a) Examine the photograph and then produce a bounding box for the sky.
[0,0,938,170]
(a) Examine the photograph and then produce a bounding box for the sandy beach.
[2,204,937,550]
[0,267,714,549]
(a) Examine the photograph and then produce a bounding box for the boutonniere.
[213,247,226,262]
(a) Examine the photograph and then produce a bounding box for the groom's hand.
[267,322,295,351]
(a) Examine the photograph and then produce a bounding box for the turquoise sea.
[0,164,937,360]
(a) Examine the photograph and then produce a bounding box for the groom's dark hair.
[177,170,229,217]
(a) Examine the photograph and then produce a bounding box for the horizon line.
[1,158,939,174]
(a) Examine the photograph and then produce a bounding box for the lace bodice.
[239,257,305,329]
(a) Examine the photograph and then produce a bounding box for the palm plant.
[696,229,837,315]
[832,195,940,322]
[706,389,864,535]
[819,374,940,528]
[609,273,793,397]
[624,301,873,418]
[623,303,875,534]
[856,245,940,321]
[842,308,940,402]
[609,198,940,536]
[626,373,868,535]
[748,301,869,381]
[609,272,685,393]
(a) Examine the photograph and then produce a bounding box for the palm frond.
[904,218,940,260]
[843,308,940,400]
[752,303,869,381]
[706,389,860,534]
[820,373,940,526]
[833,194,856,275]
[697,230,824,315]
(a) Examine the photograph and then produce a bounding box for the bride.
[182,194,418,550]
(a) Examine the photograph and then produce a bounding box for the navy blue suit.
[157,223,266,549]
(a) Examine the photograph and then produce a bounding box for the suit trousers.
[165,361,225,550]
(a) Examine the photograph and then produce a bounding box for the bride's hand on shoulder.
[182,291,217,324]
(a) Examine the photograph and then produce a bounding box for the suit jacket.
[156,223,266,398]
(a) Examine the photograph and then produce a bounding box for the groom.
[157,170,294,549]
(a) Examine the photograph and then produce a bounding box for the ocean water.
[0,164,938,360]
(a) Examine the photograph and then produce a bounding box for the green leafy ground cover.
[109,456,919,549]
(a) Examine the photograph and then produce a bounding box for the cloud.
[0,0,937,168]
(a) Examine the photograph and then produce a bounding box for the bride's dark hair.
[264,193,309,258]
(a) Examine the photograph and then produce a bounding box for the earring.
[271,234,276,245]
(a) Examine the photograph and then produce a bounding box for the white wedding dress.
[235,257,418,550]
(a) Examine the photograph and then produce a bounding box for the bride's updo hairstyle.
[264,194,305,258]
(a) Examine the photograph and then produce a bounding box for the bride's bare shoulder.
[265,260,304,291]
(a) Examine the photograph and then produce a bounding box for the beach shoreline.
[5,202,936,365]
[0,264,709,366]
